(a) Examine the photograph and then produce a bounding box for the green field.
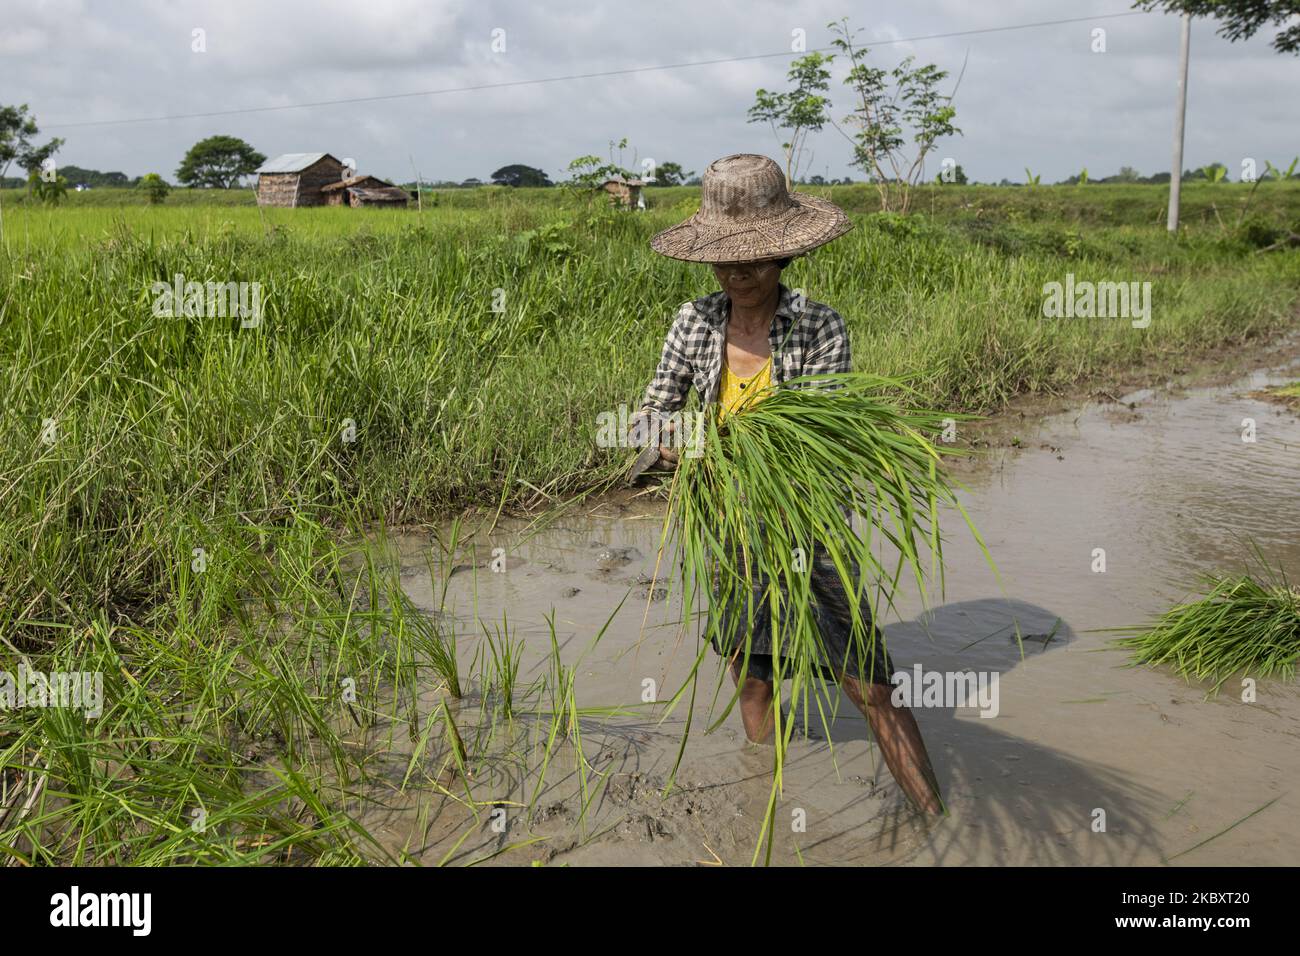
[1,184,1297,863]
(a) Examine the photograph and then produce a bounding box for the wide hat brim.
[649,192,852,263]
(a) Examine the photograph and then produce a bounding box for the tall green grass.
[1,189,1297,863]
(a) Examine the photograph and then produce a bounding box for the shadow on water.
[875,598,1164,864]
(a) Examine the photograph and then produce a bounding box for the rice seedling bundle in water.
[1115,559,1300,690]
[657,372,990,859]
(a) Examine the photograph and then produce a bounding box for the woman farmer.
[634,153,944,815]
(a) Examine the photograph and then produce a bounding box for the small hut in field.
[319,175,411,208]
[254,153,346,207]
[600,175,644,210]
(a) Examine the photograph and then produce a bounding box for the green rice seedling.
[656,372,992,864]
[1113,549,1300,692]
[393,586,461,699]
[482,613,524,721]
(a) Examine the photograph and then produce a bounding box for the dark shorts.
[712,540,897,686]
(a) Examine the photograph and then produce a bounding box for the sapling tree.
[828,18,960,214]
[26,169,68,204]
[747,52,835,190]
[563,137,638,189]
[137,173,171,205]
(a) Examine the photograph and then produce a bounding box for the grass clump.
[1115,553,1300,691]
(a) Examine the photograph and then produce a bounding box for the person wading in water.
[630,153,944,815]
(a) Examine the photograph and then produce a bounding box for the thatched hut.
[600,175,644,209]
[319,175,411,208]
[255,153,346,207]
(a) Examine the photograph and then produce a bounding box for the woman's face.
[712,259,782,309]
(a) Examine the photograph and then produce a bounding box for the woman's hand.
[657,421,679,466]
[627,412,677,475]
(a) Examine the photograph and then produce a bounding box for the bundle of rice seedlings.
[1114,553,1300,690]
[654,372,991,861]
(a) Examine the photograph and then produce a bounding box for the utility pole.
[1167,12,1192,234]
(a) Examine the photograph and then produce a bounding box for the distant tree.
[1133,1,1300,54]
[0,104,64,183]
[650,161,691,186]
[137,173,171,204]
[1114,166,1142,182]
[176,135,265,189]
[460,178,484,187]
[748,51,835,189]
[934,163,968,184]
[490,164,552,187]
[1200,162,1229,183]
[60,165,135,187]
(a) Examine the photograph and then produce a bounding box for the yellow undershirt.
[718,356,773,422]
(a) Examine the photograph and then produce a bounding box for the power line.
[46,11,1151,130]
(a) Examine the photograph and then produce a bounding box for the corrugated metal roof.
[255,152,338,174]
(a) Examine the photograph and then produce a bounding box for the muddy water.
[369,360,1300,866]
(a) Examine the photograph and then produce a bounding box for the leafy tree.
[27,169,68,204]
[563,138,639,190]
[829,18,960,213]
[748,51,835,189]
[138,173,171,204]
[934,163,967,184]
[649,161,691,186]
[490,164,552,187]
[176,135,265,189]
[1134,1,1300,54]
[0,104,64,182]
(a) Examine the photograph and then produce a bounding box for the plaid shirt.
[641,283,851,416]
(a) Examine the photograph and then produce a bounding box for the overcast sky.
[6,0,1297,185]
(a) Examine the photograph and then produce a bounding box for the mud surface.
[356,353,1300,866]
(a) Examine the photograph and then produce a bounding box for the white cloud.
[5,0,1295,185]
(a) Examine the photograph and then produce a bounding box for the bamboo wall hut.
[255,153,346,207]
[600,176,644,209]
[319,175,411,208]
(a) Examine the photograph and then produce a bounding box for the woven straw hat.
[650,153,852,263]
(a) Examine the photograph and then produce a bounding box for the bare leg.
[728,660,776,744]
[841,674,945,815]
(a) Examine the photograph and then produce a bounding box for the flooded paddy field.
[349,353,1300,866]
